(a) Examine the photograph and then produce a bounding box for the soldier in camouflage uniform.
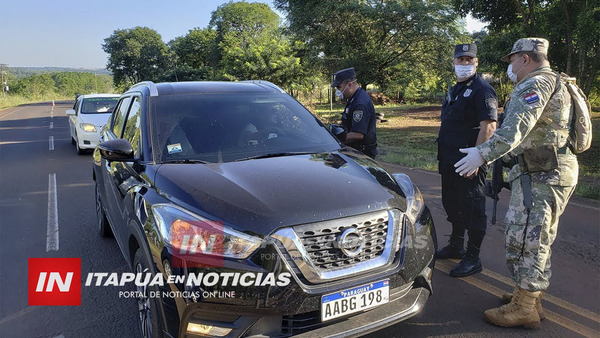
[454,38,578,329]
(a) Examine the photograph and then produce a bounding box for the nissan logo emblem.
[337,228,364,258]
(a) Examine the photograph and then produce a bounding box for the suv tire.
[133,249,165,338]
[96,183,112,238]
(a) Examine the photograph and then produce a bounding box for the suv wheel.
[133,249,165,338]
[95,184,112,238]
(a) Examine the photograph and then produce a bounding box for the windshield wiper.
[235,152,315,162]
[162,159,209,164]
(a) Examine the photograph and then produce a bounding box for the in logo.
[28,258,81,306]
[169,220,225,268]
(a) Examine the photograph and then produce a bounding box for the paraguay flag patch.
[524,92,539,104]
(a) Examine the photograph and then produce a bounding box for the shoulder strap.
[539,72,567,132]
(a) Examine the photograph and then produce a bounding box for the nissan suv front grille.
[271,209,403,284]
[294,215,388,270]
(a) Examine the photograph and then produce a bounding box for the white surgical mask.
[335,81,352,100]
[506,62,524,83]
[454,65,476,79]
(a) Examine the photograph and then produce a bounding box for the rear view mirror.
[98,139,134,161]
[66,109,76,115]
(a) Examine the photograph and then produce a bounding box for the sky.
[0,0,487,69]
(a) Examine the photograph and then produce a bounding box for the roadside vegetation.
[0,72,115,109]
[574,111,600,200]
[1,0,597,198]
[312,104,600,201]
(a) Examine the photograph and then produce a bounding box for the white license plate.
[321,280,389,321]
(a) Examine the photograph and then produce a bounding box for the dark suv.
[93,81,436,337]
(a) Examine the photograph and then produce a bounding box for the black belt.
[358,142,378,151]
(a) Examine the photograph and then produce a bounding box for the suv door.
[99,95,133,249]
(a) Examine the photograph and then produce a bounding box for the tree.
[455,0,599,96]
[208,1,306,91]
[53,72,113,96]
[10,72,115,99]
[169,28,218,80]
[103,27,170,87]
[274,0,462,90]
[11,74,56,98]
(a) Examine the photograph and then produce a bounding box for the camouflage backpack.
[540,72,593,154]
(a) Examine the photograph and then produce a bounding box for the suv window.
[151,93,339,163]
[122,97,142,157]
[112,97,132,137]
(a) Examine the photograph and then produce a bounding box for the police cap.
[454,43,477,58]
[331,67,355,88]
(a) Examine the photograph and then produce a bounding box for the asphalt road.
[0,102,598,337]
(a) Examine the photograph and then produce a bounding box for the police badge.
[353,110,363,122]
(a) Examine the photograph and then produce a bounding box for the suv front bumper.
[180,265,432,337]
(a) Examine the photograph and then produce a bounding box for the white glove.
[454,147,485,177]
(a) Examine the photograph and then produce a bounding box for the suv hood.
[154,152,405,236]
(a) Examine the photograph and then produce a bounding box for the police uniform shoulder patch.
[353,110,363,122]
[524,92,539,104]
[485,97,497,110]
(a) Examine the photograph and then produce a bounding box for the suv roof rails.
[241,80,286,93]
[129,81,159,97]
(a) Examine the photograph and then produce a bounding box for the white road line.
[49,122,53,129]
[46,173,59,251]
[49,136,54,151]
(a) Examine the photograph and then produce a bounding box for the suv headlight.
[392,173,425,225]
[152,204,262,259]
[79,123,97,132]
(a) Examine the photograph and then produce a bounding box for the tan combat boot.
[501,288,545,320]
[485,287,541,328]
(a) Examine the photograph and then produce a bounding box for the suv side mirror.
[98,139,135,161]
[66,109,76,115]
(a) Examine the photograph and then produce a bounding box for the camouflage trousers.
[504,176,575,292]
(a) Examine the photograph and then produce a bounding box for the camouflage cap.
[501,37,549,62]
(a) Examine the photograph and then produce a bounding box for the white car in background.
[67,94,120,154]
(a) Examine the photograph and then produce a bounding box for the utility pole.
[0,64,8,97]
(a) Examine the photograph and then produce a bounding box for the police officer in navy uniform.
[331,67,378,158]
[436,43,498,277]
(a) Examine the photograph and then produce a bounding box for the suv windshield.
[81,97,119,114]
[151,93,340,163]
